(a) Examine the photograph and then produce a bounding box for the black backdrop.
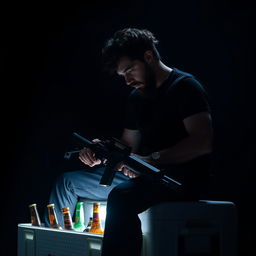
[1,1,255,255]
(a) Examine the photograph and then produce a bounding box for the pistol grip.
[99,164,117,187]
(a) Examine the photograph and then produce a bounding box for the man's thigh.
[107,176,185,215]
[62,166,129,201]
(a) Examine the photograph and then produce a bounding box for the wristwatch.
[151,151,160,160]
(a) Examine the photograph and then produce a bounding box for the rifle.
[64,132,182,190]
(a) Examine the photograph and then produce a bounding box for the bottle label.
[93,213,100,223]
[49,214,58,228]
[64,214,73,229]
[31,216,39,226]
[49,214,55,223]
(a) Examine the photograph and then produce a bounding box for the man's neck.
[154,61,173,88]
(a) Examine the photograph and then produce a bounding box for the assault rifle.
[64,132,182,190]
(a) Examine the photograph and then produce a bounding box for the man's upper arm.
[120,128,141,153]
[183,111,213,153]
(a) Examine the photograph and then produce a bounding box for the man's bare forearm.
[152,134,212,165]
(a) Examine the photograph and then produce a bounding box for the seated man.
[45,28,213,256]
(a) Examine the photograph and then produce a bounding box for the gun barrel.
[72,132,93,147]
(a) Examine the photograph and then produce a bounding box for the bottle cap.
[62,207,70,212]
[28,203,36,208]
[47,203,55,207]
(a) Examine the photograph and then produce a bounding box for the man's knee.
[54,171,77,191]
[107,185,133,212]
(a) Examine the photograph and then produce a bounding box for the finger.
[123,168,129,176]
[89,150,101,163]
[127,170,138,178]
[79,147,87,156]
[79,150,88,162]
[117,163,124,171]
[79,148,95,161]
[79,148,93,166]
[79,155,92,166]
[92,152,98,162]
[128,171,133,178]
[85,148,96,163]
[132,173,139,178]
[128,171,135,178]
[91,159,102,167]
[128,171,134,178]
[79,148,90,159]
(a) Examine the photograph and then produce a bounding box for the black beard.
[141,62,157,100]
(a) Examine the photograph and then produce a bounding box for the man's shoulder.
[166,67,206,94]
[172,67,194,79]
[168,67,195,88]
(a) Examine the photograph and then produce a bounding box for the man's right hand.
[78,139,102,167]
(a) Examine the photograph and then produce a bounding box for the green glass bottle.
[73,202,85,232]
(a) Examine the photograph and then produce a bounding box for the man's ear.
[144,50,154,64]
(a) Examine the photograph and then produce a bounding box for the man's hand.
[78,139,102,167]
[117,163,139,178]
[117,153,153,178]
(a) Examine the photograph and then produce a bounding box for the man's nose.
[124,74,134,85]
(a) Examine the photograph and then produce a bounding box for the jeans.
[44,166,197,256]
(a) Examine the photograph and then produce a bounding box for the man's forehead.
[117,57,133,75]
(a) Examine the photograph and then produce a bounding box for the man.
[45,28,213,256]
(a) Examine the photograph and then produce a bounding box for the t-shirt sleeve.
[123,90,139,130]
[177,77,211,120]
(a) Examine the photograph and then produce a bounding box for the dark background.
[1,1,255,255]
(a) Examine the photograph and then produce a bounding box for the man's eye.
[127,67,134,73]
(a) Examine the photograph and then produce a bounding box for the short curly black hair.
[102,28,161,75]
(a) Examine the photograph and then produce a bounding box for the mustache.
[130,81,142,87]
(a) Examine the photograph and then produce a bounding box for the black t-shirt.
[124,67,212,189]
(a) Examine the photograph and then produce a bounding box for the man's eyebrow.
[118,65,133,75]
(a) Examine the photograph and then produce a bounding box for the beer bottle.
[62,207,74,230]
[47,204,62,229]
[28,203,41,227]
[84,217,93,232]
[89,203,104,234]
[73,202,85,232]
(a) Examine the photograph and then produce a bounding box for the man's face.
[116,56,156,91]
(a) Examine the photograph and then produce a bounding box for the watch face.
[152,151,160,160]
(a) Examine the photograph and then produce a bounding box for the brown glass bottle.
[62,207,74,230]
[28,203,41,226]
[47,204,62,229]
[89,203,104,234]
